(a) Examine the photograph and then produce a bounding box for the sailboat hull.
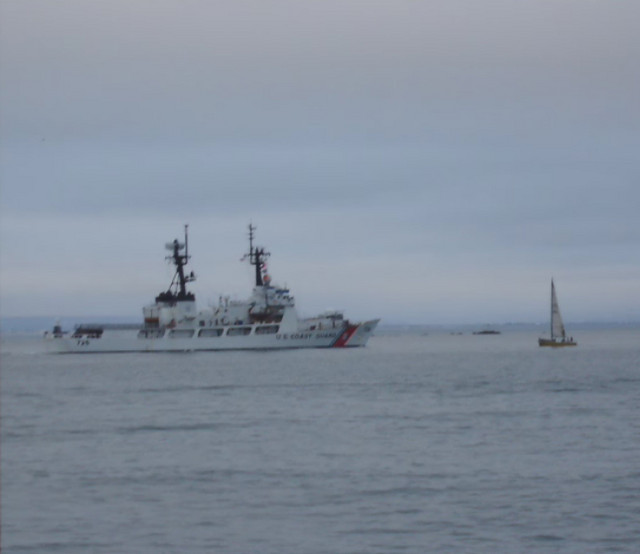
[538,338,577,347]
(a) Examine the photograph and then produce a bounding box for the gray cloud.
[1,0,638,323]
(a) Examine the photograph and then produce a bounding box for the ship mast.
[244,223,270,287]
[159,224,195,302]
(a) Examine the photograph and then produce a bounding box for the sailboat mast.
[550,279,554,339]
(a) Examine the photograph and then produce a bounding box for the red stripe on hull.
[332,325,359,347]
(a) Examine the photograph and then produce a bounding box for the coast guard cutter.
[46,225,379,352]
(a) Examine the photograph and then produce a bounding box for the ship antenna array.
[244,223,270,287]
[184,224,189,260]
[248,222,255,258]
[164,224,195,297]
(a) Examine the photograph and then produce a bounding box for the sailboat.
[538,279,577,347]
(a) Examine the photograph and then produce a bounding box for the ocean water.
[2,329,639,553]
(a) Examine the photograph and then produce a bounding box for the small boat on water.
[538,279,577,347]
[45,224,379,353]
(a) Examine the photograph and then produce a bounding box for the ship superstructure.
[46,225,379,352]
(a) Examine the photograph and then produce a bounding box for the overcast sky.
[1,0,638,324]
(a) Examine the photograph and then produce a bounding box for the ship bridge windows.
[227,326,252,336]
[138,329,165,339]
[198,328,224,338]
[255,325,279,335]
[168,329,195,339]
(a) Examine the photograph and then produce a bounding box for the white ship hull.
[47,320,379,353]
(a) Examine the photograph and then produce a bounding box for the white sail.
[550,280,566,339]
